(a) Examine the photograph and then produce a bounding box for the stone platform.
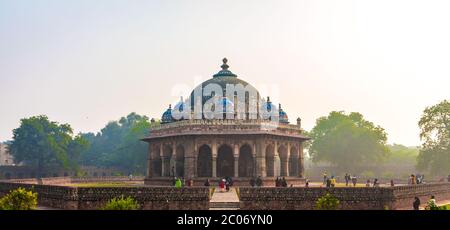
[144,177,306,187]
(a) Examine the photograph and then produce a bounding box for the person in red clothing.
[219,178,225,192]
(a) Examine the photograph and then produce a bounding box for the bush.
[316,193,340,210]
[102,196,140,210]
[0,187,38,210]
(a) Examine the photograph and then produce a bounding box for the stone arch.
[238,144,254,177]
[289,146,299,176]
[176,145,185,177]
[265,144,275,177]
[151,145,162,177]
[278,145,288,176]
[217,144,234,178]
[162,144,173,177]
[197,145,212,177]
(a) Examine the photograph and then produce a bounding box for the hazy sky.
[1,0,449,146]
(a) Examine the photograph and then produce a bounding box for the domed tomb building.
[143,58,309,185]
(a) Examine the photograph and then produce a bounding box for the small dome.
[161,104,174,124]
[174,97,186,112]
[279,104,289,124]
[262,97,274,111]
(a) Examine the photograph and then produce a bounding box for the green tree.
[9,115,88,176]
[79,113,152,174]
[309,111,389,172]
[315,193,340,210]
[0,187,38,210]
[102,196,140,210]
[417,100,450,175]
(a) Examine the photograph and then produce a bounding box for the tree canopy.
[308,111,389,172]
[417,100,450,175]
[9,115,88,175]
[79,112,152,174]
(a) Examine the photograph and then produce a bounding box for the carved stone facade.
[143,120,308,181]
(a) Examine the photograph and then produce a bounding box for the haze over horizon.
[1,0,449,146]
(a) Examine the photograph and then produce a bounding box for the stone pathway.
[209,187,240,210]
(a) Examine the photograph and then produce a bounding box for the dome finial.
[169,104,172,109]
[221,58,229,70]
[267,96,270,102]
[279,103,282,110]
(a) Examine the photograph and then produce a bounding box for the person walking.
[390,179,395,187]
[282,177,288,187]
[250,177,256,187]
[256,176,263,187]
[351,176,357,187]
[330,176,336,187]
[366,179,371,187]
[373,178,379,187]
[344,173,350,186]
[413,197,421,210]
[204,179,210,187]
[219,178,225,192]
[175,178,182,188]
[323,172,328,185]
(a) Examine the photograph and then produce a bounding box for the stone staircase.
[209,187,240,210]
[209,201,240,210]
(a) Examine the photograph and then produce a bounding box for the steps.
[209,201,240,210]
[209,187,240,210]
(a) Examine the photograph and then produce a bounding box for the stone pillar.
[184,141,196,179]
[298,142,304,178]
[160,144,165,177]
[212,141,217,178]
[274,142,281,177]
[171,142,176,177]
[255,140,266,177]
[285,143,291,177]
[234,144,239,178]
[146,144,152,178]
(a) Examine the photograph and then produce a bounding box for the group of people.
[218,177,233,192]
[365,178,380,187]
[324,175,337,188]
[275,177,288,187]
[409,174,425,185]
[413,195,439,210]
[344,173,358,187]
[172,177,194,188]
[249,176,264,187]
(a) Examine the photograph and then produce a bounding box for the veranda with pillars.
[146,135,305,179]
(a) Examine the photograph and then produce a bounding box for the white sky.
[1,0,449,146]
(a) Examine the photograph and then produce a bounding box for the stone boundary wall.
[239,183,450,210]
[1,176,145,185]
[145,177,306,187]
[0,181,210,210]
[391,183,450,209]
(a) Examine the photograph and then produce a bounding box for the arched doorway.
[289,147,299,176]
[217,145,234,177]
[197,145,212,177]
[239,144,254,177]
[176,145,185,177]
[163,145,173,177]
[265,145,274,177]
[151,146,162,177]
[278,145,288,176]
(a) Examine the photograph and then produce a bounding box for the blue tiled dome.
[174,97,186,112]
[161,104,174,124]
[262,97,274,111]
[279,104,289,124]
[221,97,234,114]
